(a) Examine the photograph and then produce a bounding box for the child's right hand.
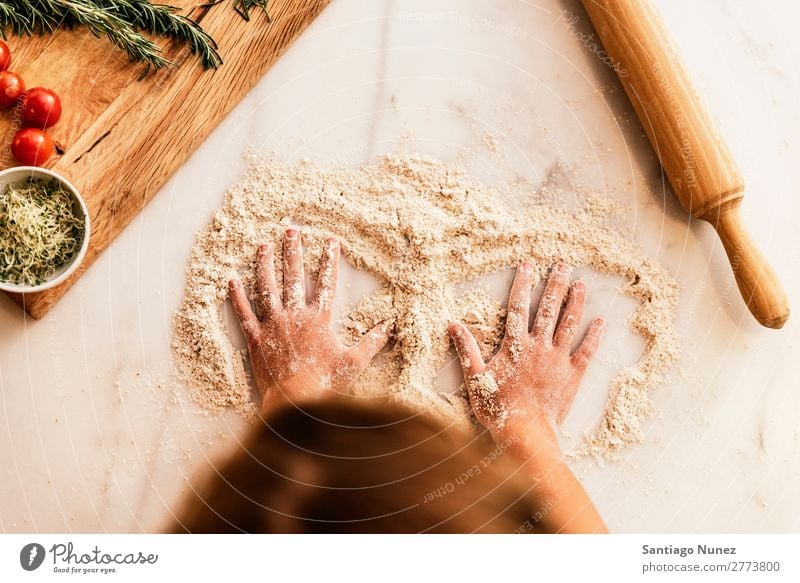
[449,262,605,446]
[229,230,391,414]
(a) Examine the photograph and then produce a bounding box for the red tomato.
[0,71,24,108]
[0,40,11,71]
[12,128,54,166]
[21,87,62,128]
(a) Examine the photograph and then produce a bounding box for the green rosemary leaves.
[0,0,271,74]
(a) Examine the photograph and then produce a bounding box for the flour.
[172,153,680,459]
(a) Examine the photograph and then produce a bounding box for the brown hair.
[170,396,543,533]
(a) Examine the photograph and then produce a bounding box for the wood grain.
[581,0,789,328]
[1,0,330,318]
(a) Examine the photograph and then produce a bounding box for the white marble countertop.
[1,0,799,533]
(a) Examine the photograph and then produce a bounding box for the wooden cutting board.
[1,0,330,319]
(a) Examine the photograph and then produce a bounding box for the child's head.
[171,396,544,533]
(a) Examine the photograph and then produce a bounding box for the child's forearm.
[496,420,608,534]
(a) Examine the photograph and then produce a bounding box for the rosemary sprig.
[0,0,268,75]
[97,0,222,68]
[233,0,268,23]
[13,0,62,35]
[5,0,171,71]
[56,0,171,72]
[0,2,29,37]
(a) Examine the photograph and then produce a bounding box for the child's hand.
[229,230,391,414]
[449,262,605,444]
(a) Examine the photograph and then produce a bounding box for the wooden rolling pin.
[580,0,790,328]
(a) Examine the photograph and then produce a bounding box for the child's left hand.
[449,262,605,444]
[229,229,391,414]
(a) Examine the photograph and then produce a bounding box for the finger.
[448,321,486,378]
[282,229,305,309]
[531,262,572,344]
[553,280,586,349]
[571,317,606,371]
[229,279,259,339]
[346,321,392,369]
[314,238,340,319]
[502,262,533,350]
[256,243,279,317]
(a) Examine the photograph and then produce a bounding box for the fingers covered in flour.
[532,262,571,343]
[283,229,306,309]
[314,238,340,320]
[346,321,392,369]
[229,279,259,339]
[448,321,485,378]
[256,243,280,317]
[572,317,606,371]
[554,280,586,349]
[502,262,533,349]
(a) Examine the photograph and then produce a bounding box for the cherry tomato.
[21,87,62,128]
[0,40,11,71]
[12,128,54,166]
[0,71,24,108]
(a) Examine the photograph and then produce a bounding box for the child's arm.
[228,229,391,415]
[449,262,608,533]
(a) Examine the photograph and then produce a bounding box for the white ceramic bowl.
[0,166,91,293]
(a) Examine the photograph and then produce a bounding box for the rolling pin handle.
[711,201,790,329]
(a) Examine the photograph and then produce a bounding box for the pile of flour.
[173,153,679,459]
